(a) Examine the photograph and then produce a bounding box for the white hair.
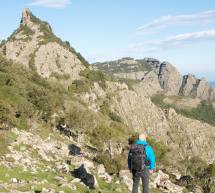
[139,132,148,140]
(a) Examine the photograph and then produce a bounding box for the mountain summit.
[0,9,87,81]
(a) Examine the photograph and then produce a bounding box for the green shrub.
[80,69,109,89]
[94,153,121,174]
[50,72,70,80]
[90,122,130,148]
[109,112,122,122]
[100,100,122,122]
[186,157,208,177]
[0,101,10,124]
[69,79,91,93]
[151,94,169,109]
[118,78,140,90]
[0,55,65,128]
[147,137,170,164]
[100,100,111,115]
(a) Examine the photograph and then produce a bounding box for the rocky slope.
[94,58,215,100]
[0,9,87,82]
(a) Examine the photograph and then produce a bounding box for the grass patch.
[0,130,16,156]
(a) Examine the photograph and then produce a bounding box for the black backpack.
[129,144,148,171]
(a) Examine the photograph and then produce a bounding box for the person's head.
[128,133,139,145]
[139,132,148,141]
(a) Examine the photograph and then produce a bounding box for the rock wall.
[111,88,215,164]
[158,62,183,95]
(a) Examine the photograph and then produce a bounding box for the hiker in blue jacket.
[128,132,156,193]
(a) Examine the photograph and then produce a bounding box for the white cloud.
[131,30,215,52]
[138,10,215,31]
[28,0,71,8]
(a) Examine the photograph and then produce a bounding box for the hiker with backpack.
[128,132,156,193]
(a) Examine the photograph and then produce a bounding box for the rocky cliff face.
[180,74,215,100]
[158,62,182,95]
[94,58,215,101]
[109,86,215,164]
[0,9,86,81]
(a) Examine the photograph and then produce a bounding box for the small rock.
[97,164,112,183]
[11,178,18,183]
[56,162,70,173]
[71,178,81,183]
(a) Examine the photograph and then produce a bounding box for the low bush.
[94,153,121,174]
[100,100,122,122]
[80,69,110,89]
[147,137,170,164]
[69,79,91,93]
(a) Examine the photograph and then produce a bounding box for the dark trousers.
[132,168,149,193]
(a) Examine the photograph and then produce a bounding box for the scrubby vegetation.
[0,54,131,150]
[69,68,116,94]
[180,157,215,193]
[0,54,65,129]
[94,153,127,174]
[94,58,152,74]
[151,94,215,126]
[100,100,123,122]
[118,78,140,90]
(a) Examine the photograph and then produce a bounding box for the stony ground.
[0,126,187,193]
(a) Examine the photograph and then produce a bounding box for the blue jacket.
[128,140,156,170]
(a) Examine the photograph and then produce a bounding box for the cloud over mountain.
[28,0,71,8]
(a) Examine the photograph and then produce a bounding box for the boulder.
[56,162,70,173]
[72,164,97,189]
[68,144,81,156]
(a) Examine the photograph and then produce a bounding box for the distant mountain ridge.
[94,57,215,101]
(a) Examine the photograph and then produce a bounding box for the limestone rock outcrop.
[158,62,182,95]
[180,74,215,100]
[0,9,86,81]
[111,87,215,163]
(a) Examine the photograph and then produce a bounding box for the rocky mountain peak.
[0,9,87,81]
[20,8,52,33]
[21,8,31,26]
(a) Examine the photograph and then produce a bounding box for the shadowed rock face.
[0,9,86,81]
[158,62,182,95]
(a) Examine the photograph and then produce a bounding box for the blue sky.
[0,0,215,81]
